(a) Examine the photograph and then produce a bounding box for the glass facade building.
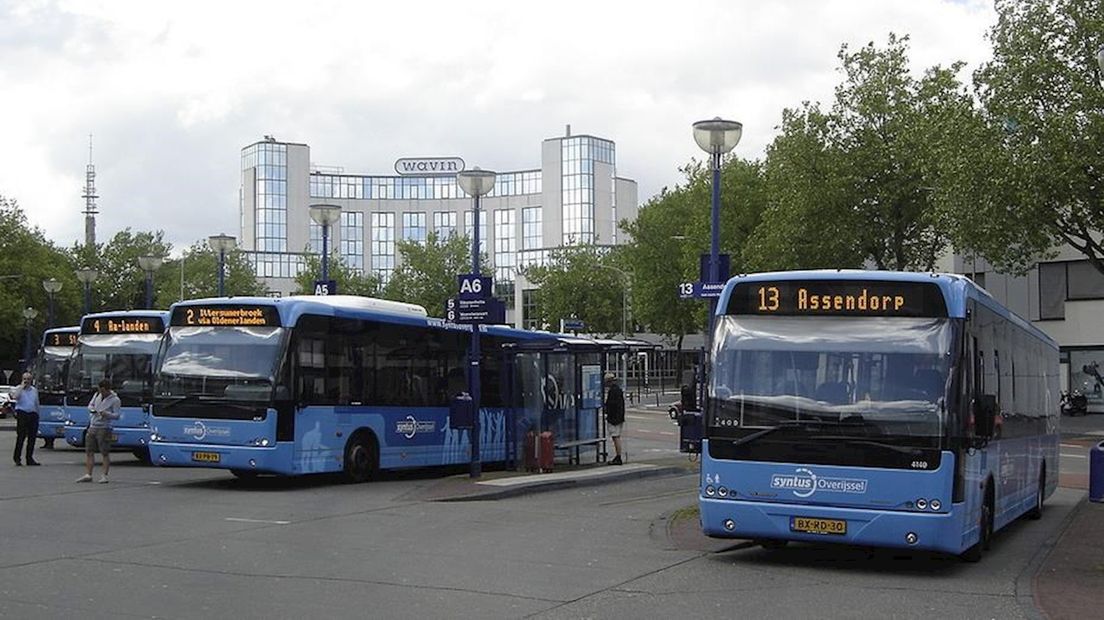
[239,130,639,325]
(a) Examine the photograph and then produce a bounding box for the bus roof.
[717,270,1057,349]
[43,326,79,336]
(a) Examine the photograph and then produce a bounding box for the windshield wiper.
[731,420,843,448]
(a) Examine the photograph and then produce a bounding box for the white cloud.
[0,0,996,251]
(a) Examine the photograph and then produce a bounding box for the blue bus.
[148,296,555,480]
[64,310,170,459]
[699,271,1059,561]
[34,327,80,445]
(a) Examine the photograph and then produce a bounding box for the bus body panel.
[34,326,80,441]
[38,403,69,440]
[64,405,150,449]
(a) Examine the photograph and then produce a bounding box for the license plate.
[791,516,847,535]
[191,451,221,463]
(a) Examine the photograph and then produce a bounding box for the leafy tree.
[156,240,268,304]
[747,34,972,271]
[73,229,173,311]
[382,231,481,317]
[293,253,381,297]
[0,197,83,370]
[949,0,1104,275]
[521,243,629,336]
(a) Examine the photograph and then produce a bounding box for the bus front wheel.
[1028,467,1045,520]
[344,433,378,483]
[961,484,994,563]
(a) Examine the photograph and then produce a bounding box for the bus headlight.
[704,485,716,497]
[930,499,942,511]
[915,498,928,511]
[149,433,161,442]
[260,438,270,447]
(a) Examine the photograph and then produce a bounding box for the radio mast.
[81,134,99,247]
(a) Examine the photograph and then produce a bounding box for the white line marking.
[224,517,291,525]
[1061,454,1087,459]
[147,481,161,485]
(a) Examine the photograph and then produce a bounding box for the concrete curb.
[1017,494,1089,620]
[433,465,687,502]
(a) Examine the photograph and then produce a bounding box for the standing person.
[604,372,625,465]
[76,379,121,484]
[10,372,41,466]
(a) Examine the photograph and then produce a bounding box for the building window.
[1067,260,1104,300]
[522,207,542,251]
[494,209,516,284]
[464,211,488,258]
[402,212,427,243]
[244,142,288,253]
[309,221,322,254]
[522,289,540,330]
[245,251,306,279]
[433,211,457,239]
[1039,260,1104,320]
[341,211,364,272]
[560,137,614,245]
[371,213,395,282]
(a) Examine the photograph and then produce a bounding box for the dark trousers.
[13,410,39,464]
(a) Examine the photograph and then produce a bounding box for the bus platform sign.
[445,296,505,325]
[314,280,337,296]
[458,274,492,300]
[678,281,725,299]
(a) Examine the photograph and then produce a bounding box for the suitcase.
[538,431,554,472]
[524,431,538,472]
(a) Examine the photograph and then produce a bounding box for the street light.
[21,306,38,372]
[208,233,237,297]
[42,278,62,327]
[1097,44,1104,88]
[75,268,98,316]
[457,166,497,479]
[137,255,163,309]
[309,204,342,284]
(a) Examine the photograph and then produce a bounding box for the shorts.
[608,423,623,437]
[85,427,113,456]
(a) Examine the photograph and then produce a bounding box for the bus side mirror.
[972,394,998,442]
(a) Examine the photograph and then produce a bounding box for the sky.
[0,0,998,256]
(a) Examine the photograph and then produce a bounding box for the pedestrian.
[10,372,41,466]
[76,379,121,484]
[604,372,625,465]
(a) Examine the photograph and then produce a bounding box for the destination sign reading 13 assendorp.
[725,280,947,318]
[82,316,166,335]
[171,305,281,327]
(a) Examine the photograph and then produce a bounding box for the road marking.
[633,429,676,437]
[1061,453,1087,460]
[626,414,655,421]
[224,517,291,525]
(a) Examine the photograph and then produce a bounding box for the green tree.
[949,0,1104,275]
[293,253,381,297]
[382,231,480,317]
[157,240,268,303]
[747,34,973,271]
[0,197,83,368]
[521,244,628,335]
[74,229,173,311]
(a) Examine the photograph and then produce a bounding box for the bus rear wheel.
[344,434,378,483]
[1028,467,1045,520]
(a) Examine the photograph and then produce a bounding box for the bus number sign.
[171,305,281,327]
[81,316,166,335]
[725,280,948,318]
[48,332,78,347]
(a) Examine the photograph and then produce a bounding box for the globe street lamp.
[42,278,62,327]
[1096,44,1104,88]
[208,233,237,297]
[75,268,98,316]
[137,255,163,309]
[309,204,342,285]
[21,306,38,372]
[457,166,497,479]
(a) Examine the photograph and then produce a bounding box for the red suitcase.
[538,431,554,472]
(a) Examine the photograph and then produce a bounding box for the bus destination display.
[82,316,166,335]
[725,280,947,317]
[171,305,280,327]
[48,332,78,347]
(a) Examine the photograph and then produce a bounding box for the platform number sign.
[457,274,492,300]
[314,279,337,296]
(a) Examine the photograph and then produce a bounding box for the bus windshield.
[36,347,73,393]
[709,316,955,445]
[156,326,284,402]
[68,334,164,405]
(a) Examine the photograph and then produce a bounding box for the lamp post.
[208,234,237,297]
[457,166,497,479]
[309,204,342,284]
[75,268,98,316]
[137,255,163,309]
[21,307,38,372]
[42,278,62,327]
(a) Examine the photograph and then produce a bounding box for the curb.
[1014,494,1088,620]
[433,465,688,502]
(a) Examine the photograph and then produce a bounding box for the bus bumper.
[149,442,293,475]
[64,426,151,449]
[700,497,969,555]
[37,421,68,440]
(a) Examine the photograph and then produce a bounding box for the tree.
[950,0,1104,275]
[382,231,480,317]
[293,253,381,297]
[74,229,173,311]
[747,34,973,271]
[156,240,268,304]
[0,196,83,369]
[521,243,629,336]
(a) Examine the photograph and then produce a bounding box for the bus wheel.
[1028,467,1045,520]
[961,484,994,563]
[344,434,378,483]
[132,447,151,464]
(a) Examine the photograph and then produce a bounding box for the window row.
[1039,260,1104,320]
[310,170,542,201]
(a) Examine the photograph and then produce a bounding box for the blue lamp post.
[208,233,237,297]
[21,306,38,372]
[42,278,62,327]
[457,166,496,479]
[692,117,742,341]
[309,204,342,284]
[137,256,163,309]
[75,268,98,316]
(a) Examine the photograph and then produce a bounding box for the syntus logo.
[770,467,868,498]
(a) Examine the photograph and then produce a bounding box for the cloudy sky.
[0,0,997,255]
